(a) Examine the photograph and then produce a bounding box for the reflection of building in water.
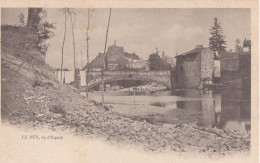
[201,91,215,128]
[214,94,222,128]
[173,90,250,133]
[220,90,251,133]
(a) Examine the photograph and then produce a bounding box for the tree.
[60,8,68,83]
[148,52,162,70]
[148,51,172,70]
[85,9,94,98]
[27,8,42,30]
[101,8,112,107]
[209,17,227,53]
[67,9,76,70]
[26,8,55,60]
[18,12,25,26]
[235,38,242,52]
[37,10,55,60]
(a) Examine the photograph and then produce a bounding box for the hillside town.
[57,38,250,93]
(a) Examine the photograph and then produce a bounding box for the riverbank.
[114,83,167,92]
[1,25,251,159]
[2,51,250,156]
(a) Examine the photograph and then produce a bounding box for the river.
[81,89,250,134]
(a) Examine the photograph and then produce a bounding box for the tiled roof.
[175,47,207,58]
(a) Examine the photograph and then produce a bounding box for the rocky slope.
[1,25,250,156]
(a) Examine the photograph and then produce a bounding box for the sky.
[2,8,250,69]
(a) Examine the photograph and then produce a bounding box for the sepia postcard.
[0,0,259,162]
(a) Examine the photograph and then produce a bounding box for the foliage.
[18,13,25,26]
[235,38,243,52]
[148,52,172,70]
[209,17,226,53]
[36,10,56,59]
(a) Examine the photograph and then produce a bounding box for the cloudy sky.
[2,8,250,69]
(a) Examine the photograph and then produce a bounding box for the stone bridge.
[86,71,175,90]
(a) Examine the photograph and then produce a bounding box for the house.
[86,41,140,71]
[175,47,215,89]
[220,39,251,89]
[131,59,150,71]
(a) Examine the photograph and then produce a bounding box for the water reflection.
[158,90,250,133]
[84,89,251,134]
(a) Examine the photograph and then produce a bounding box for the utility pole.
[101,8,112,107]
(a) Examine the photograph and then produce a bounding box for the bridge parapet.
[86,70,173,90]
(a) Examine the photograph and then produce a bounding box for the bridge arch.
[88,77,171,90]
[87,71,172,90]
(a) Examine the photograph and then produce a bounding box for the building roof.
[175,47,208,58]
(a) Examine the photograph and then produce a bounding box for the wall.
[176,53,200,89]
[220,52,250,90]
[220,52,240,71]
[200,48,214,81]
[56,70,86,86]
[56,71,74,84]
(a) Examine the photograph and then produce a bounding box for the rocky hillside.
[1,25,250,156]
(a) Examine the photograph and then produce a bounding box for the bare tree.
[86,9,90,98]
[60,9,68,83]
[85,9,95,99]
[68,9,76,70]
[101,8,112,106]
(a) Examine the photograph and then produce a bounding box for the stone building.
[131,59,150,71]
[220,40,251,89]
[86,42,141,71]
[175,47,215,89]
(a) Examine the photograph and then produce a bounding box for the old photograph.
[0,7,257,162]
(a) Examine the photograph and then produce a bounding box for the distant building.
[161,52,175,67]
[131,59,150,71]
[85,42,141,71]
[220,39,251,72]
[175,47,215,89]
[107,61,118,70]
[220,39,251,89]
[243,39,251,52]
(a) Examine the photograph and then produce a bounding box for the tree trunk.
[27,8,42,30]
[69,11,76,70]
[101,8,112,107]
[61,12,67,83]
[86,9,90,99]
